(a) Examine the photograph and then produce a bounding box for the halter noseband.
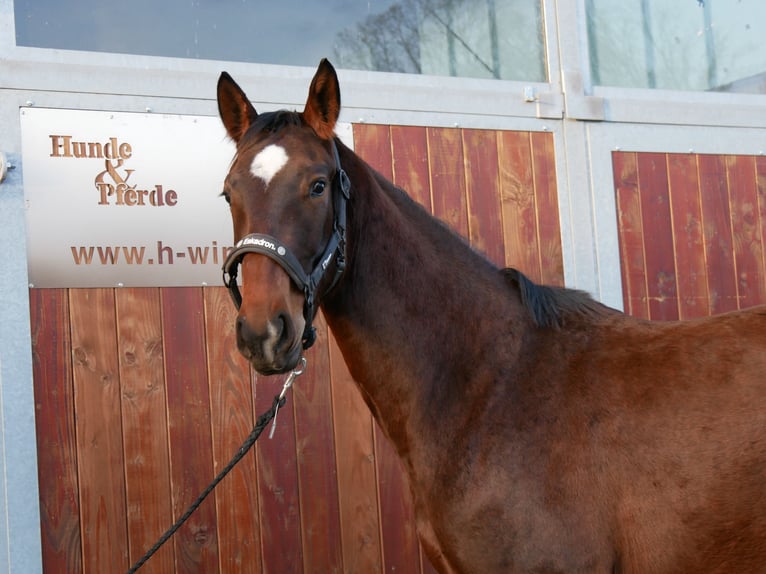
[222,139,351,350]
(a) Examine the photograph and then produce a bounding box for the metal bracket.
[523,86,565,120]
[562,70,606,122]
[536,92,565,119]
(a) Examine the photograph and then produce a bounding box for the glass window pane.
[587,0,766,93]
[14,0,546,82]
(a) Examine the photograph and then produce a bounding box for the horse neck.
[322,146,526,459]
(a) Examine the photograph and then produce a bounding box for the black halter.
[222,139,350,350]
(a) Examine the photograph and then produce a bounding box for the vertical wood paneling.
[726,155,766,308]
[30,288,82,574]
[293,315,344,574]
[615,151,766,319]
[637,153,678,320]
[252,367,302,573]
[462,129,505,266]
[699,154,739,314]
[427,127,469,235]
[202,287,262,573]
[328,333,382,574]
[116,287,175,573]
[391,125,432,211]
[162,287,219,573]
[758,157,766,280]
[530,132,564,285]
[667,154,709,319]
[613,152,650,319]
[498,131,541,280]
[69,288,128,572]
[385,125,430,574]
[354,123,393,179]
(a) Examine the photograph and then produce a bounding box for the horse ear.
[302,59,340,140]
[217,72,258,143]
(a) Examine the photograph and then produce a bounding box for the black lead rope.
[126,394,285,574]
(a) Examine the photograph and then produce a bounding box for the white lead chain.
[269,357,307,439]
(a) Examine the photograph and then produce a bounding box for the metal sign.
[20,107,352,288]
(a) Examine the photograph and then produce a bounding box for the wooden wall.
[29,125,563,574]
[614,152,766,319]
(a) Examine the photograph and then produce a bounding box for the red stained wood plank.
[462,129,505,266]
[328,330,382,574]
[427,127,469,236]
[29,288,82,574]
[698,154,739,314]
[161,287,219,573]
[666,154,709,319]
[637,153,679,320]
[391,125,432,211]
[116,287,175,573]
[725,155,766,309]
[531,131,564,285]
[353,123,393,179]
[613,152,650,319]
[202,287,262,573]
[497,131,541,280]
[253,365,302,574]
[69,288,129,573]
[373,430,421,574]
[383,125,428,574]
[757,156,766,295]
[292,314,344,573]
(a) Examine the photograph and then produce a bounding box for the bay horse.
[216,59,766,573]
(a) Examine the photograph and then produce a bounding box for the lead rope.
[269,357,306,439]
[126,358,307,574]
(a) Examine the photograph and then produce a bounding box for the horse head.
[217,59,347,375]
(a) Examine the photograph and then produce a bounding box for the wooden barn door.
[29,124,563,574]
[613,152,766,319]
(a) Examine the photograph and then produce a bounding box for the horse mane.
[501,268,619,328]
[365,165,619,331]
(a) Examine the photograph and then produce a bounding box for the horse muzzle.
[232,254,307,374]
[236,311,305,375]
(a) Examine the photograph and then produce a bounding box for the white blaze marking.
[250,144,289,187]
[263,321,279,364]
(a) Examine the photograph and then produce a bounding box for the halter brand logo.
[48,134,179,207]
[240,236,277,251]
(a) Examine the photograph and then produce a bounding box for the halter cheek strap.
[222,139,350,350]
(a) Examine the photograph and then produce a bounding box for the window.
[14,0,546,82]
[587,0,766,93]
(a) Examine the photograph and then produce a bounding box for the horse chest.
[413,449,614,573]
[422,501,613,574]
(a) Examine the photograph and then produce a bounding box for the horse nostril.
[235,313,287,343]
[235,312,296,368]
[236,314,266,347]
[275,313,292,350]
[236,314,252,340]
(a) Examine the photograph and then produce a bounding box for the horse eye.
[310,180,327,197]
[220,191,231,205]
